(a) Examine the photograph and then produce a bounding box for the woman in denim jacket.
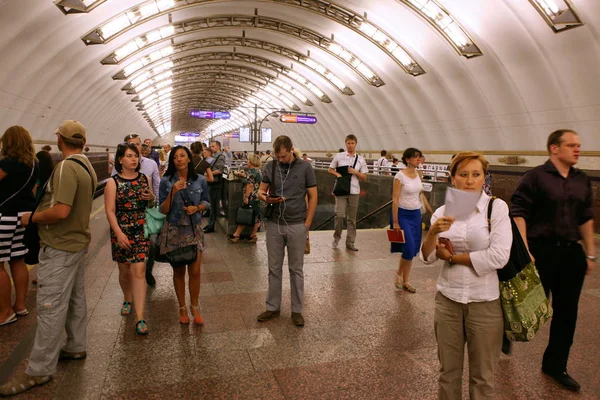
[159,146,210,325]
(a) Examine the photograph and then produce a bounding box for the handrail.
[356,200,393,225]
[313,213,336,231]
[313,199,393,231]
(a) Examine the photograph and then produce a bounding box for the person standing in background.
[391,147,426,293]
[328,134,368,251]
[204,141,225,233]
[375,150,390,175]
[0,126,38,327]
[0,120,97,395]
[511,129,595,392]
[144,138,160,166]
[112,133,160,287]
[256,135,317,327]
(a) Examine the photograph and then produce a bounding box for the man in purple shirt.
[511,129,595,392]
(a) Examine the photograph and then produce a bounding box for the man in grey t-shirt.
[257,135,317,327]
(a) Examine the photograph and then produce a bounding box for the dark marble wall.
[223,167,600,234]
[490,168,600,233]
[222,172,451,233]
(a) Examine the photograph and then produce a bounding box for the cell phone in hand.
[438,237,454,254]
[268,194,281,199]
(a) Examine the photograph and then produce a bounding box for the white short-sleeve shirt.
[395,170,422,210]
[329,152,368,195]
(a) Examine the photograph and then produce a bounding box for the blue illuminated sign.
[190,110,231,119]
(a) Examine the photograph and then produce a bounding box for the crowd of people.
[0,125,595,398]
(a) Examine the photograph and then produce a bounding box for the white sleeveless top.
[395,170,422,210]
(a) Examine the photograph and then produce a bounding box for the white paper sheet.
[443,187,480,220]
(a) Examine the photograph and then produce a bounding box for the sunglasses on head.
[124,133,140,141]
[117,142,138,150]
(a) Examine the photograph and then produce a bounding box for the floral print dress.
[243,167,262,224]
[110,173,150,263]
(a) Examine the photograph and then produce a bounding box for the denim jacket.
[159,172,211,225]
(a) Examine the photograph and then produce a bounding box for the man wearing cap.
[144,138,160,166]
[112,133,160,287]
[0,121,98,396]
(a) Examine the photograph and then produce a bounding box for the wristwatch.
[586,255,597,262]
[448,255,456,266]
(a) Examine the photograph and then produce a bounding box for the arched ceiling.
[0,0,598,151]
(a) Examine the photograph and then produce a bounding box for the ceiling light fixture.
[528,0,584,32]
[398,0,483,57]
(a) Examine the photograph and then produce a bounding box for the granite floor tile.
[3,229,600,399]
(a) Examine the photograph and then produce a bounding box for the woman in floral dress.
[227,154,263,243]
[105,143,154,335]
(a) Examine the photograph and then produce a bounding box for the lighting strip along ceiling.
[122,62,314,107]
[135,79,292,111]
[138,86,265,109]
[208,100,274,134]
[137,64,314,107]
[54,0,106,14]
[127,70,300,110]
[149,94,273,127]
[397,0,482,58]
[528,0,584,32]
[137,82,291,123]
[78,0,424,76]
[116,52,332,103]
[134,73,302,111]
[97,18,359,95]
[89,14,382,88]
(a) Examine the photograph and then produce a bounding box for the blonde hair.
[449,152,489,177]
[1,126,36,167]
[248,154,261,167]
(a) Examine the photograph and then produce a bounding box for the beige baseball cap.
[55,120,86,142]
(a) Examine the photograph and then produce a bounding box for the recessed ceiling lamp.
[528,0,584,32]
[398,0,482,57]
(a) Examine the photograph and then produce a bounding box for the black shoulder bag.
[263,160,277,219]
[333,155,358,196]
[25,158,93,265]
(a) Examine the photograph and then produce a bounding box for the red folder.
[387,229,405,243]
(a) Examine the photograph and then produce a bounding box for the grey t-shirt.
[262,158,317,224]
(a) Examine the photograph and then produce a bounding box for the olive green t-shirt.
[37,155,98,252]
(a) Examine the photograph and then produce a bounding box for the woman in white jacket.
[420,152,512,399]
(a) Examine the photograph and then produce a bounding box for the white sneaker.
[332,237,340,248]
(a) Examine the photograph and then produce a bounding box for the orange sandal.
[191,306,204,325]
[179,306,190,325]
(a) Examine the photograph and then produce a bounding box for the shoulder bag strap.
[268,159,277,195]
[210,154,222,168]
[67,157,94,199]
[353,155,359,169]
[487,196,496,232]
[0,164,35,209]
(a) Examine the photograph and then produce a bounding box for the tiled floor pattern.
[1,220,600,399]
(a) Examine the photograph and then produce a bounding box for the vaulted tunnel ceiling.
[0,0,598,152]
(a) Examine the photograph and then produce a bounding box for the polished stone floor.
[1,207,600,399]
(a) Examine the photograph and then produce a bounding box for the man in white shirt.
[328,134,368,251]
[375,150,390,175]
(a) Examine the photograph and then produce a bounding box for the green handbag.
[499,262,552,341]
[144,207,166,238]
[488,198,552,342]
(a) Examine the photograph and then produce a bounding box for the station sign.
[190,110,231,119]
[179,131,200,137]
[279,114,317,124]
